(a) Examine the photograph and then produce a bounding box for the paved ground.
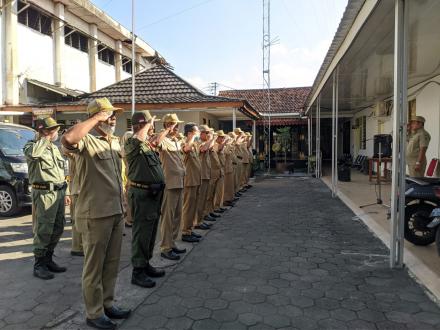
[1,177,440,329]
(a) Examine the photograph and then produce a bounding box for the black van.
[0,122,35,216]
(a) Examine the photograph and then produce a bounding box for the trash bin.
[338,164,351,182]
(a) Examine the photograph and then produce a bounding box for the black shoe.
[104,306,132,319]
[209,212,221,218]
[125,222,133,228]
[131,268,156,288]
[214,208,225,213]
[145,264,165,278]
[86,315,116,330]
[235,192,242,197]
[191,232,202,238]
[223,201,235,207]
[182,234,200,243]
[246,184,253,189]
[239,188,247,193]
[172,247,186,254]
[70,250,84,257]
[194,223,210,230]
[161,251,180,261]
[204,215,216,222]
[219,207,228,212]
[46,252,67,273]
[33,257,54,280]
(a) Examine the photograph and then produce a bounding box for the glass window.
[64,26,89,53]
[98,45,115,66]
[17,1,52,36]
[0,128,36,156]
[122,57,132,74]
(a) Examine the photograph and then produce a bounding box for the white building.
[0,0,162,123]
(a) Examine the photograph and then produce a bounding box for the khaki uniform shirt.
[199,142,211,180]
[125,137,165,184]
[158,136,185,190]
[240,143,250,164]
[184,144,202,187]
[66,134,124,219]
[406,128,431,165]
[66,153,79,195]
[24,138,65,185]
[224,144,234,174]
[210,147,223,180]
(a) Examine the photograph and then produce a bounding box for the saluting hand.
[94,110,112,122]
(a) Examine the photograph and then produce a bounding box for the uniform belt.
[236,156,243,159]
[32,182,67,191]
[130,182,165,190]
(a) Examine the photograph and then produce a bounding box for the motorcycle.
[427,208,440,255]
[404,177,440,245]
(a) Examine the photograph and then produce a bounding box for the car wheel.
[0,185,19,217]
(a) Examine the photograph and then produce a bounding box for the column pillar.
[232,108,237,130]
[89,24,98,92]
[54,1,65,87]
[4,0,19,105]
[115,40,123,82]
[252,120,256,149]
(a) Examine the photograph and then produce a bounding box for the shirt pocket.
[96,150,112,160]
[39,154,54,170]
[56,154,66,169]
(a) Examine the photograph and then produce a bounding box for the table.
[369,157,392,182]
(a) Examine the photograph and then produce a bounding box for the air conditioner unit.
[374,101,389,117]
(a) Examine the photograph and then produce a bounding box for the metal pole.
[131,0,136,116]
[252,120,257,150]
[308,115,312,175]
[232,108,237,130]
[332,72,336,196]
[390,0,408,269]
[335,67,339,195]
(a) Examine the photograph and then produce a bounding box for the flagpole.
[131,0,136,116]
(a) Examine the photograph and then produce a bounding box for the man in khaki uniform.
[213,130,228,213]
[121,131,134,228]
[24,117,67,280]
[155,113,187,261]
[62,98,130,330]
[125,111,165,288]
[205,131,224,220]
[223,133,236,207]
[181,123,203,243]
[245,132,254,188]
[64,151,84,257]
[196,125,216,229]
[406,116,431,177]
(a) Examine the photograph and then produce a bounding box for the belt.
[237,156,243,159]
[130,182,165,190]
[32,182,67,191]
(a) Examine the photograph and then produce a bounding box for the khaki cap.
[234,128,244,134]
[132,110,160,125]
[200,125,214,132]
[162,113,184,123]
[87,98,123,116]
[245,132,252,137]
[411,115,425,123]
[228,132,236,138]
[35,117,62,131]
[216,130,226,137]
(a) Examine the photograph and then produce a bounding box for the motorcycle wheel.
[404,202,436,246]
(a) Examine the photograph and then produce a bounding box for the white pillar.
[4,0,19,105]
[115,40,123,82]
[390,0,408,269]
[252,120,257,149]
[308,115,312,175]
[232,108,237,130]
[54,2,65,87]
[315,96,321,178]
[332,72,336,196]
[89,24,98,92]
[335,68,339,195]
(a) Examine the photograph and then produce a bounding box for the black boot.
[33,256,54,280]
[46,251,67,273]
[131,268,156,288]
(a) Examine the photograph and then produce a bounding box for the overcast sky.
[92,0,348,92]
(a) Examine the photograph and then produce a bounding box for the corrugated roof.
[27,79,83,98]
[219,87,312,115]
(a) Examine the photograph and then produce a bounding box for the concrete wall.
[96,61,116,91]
[64,45,90,92]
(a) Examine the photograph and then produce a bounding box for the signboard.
[32,108,55,118]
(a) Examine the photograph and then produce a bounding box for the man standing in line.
[24,117,67,280]
[213,130,228,213]
[181,122,203,243]
[195,125,216,230]
[223,133,236,207]
[124,111,165,288]
[62,98,131,330]
[155,113,187,261]
[205,131,224,220]
[406,116,431,177]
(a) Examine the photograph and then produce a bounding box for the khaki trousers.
[197,179,210,225]
[234,166,240,193]
[182,185,199,235]
[214,176,225,210]
[241,162,249,186]
[70,195,83,253]
[205,177,218,215]
[224,172,235,202]
[160,188,183,253]
[408,162,427,177]
[77,214,123,319]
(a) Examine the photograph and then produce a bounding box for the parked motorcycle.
[404,177,440,245]
[427,208,440,255]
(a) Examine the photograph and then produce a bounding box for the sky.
[91,0,348,93]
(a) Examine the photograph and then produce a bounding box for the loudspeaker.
[374,134,392,157]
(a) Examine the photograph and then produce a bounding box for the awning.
[27,79,83,98]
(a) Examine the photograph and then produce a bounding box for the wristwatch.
[416,161,421,165]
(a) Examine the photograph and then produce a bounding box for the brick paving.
[1,177,440,329]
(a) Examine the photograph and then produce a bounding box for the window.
[122,57,132,74]
[64,27,88,53]
[356,116,367,150]
[18,1,52,36]
[126,119,132,131]
[98,45,115,66]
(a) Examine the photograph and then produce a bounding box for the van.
[0,123,35,216]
